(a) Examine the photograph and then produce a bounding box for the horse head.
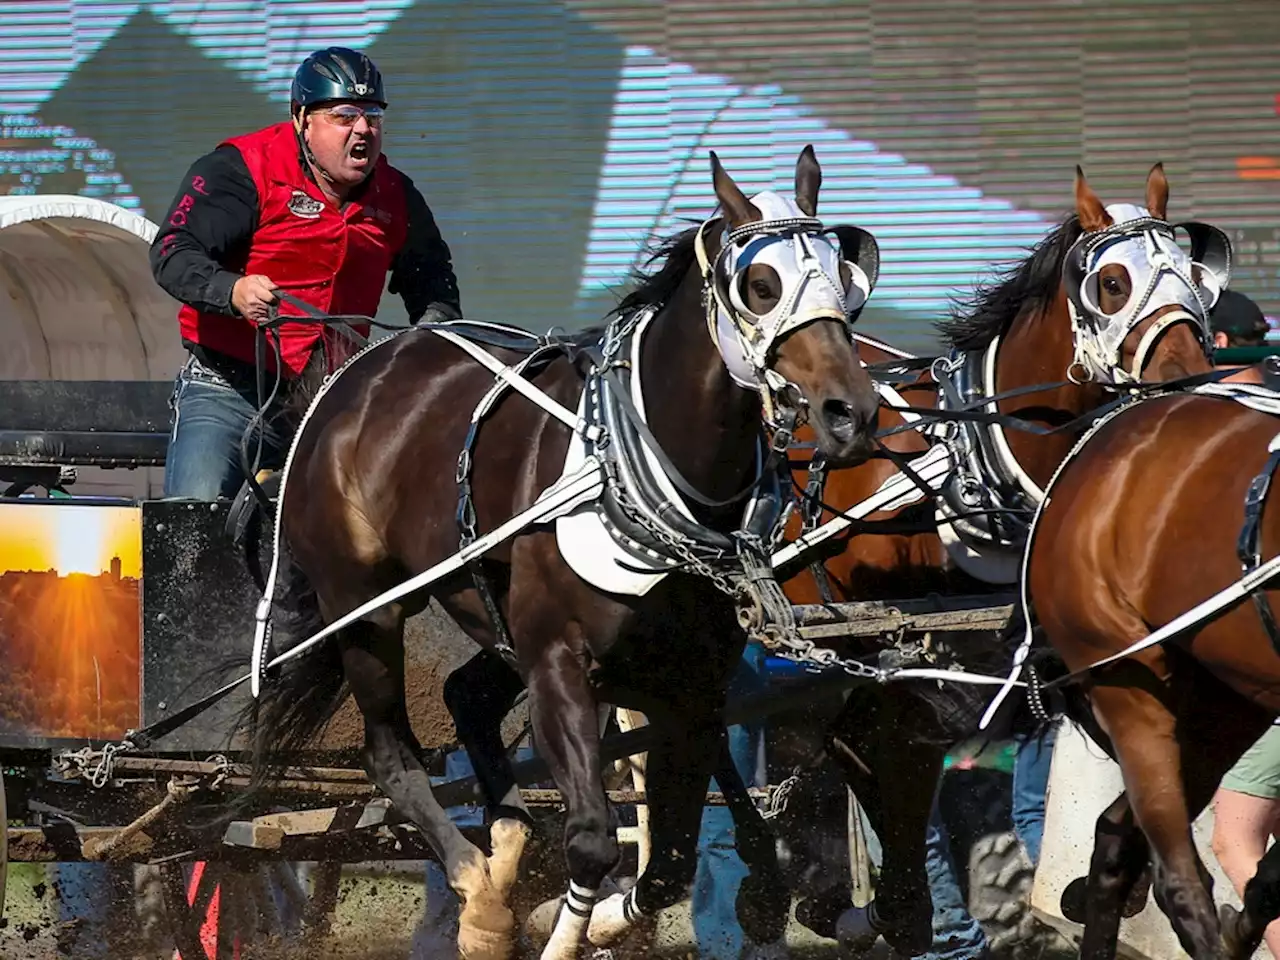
[700,145,882,463]
[1062,162,1231,385]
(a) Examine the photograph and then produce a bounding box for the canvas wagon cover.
[0,195,183,382]
[0,195,183,497]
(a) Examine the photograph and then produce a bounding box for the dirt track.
[315,603,529,754]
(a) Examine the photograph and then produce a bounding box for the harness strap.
[877,364,1244,442]
[1048,550,1280,687]
[1128,309,1201,383]
[259,459,607,684]
[771,443,954,567]
[433,328,604,443]
[456,346,567,670]
[594,358,772,510]
[1237,438,1280,654]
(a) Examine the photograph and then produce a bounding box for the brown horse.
[1022,260,1280,954]
[238,147,883,960]
[763,163,1226,956]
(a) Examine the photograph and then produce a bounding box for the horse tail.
[235,533,349,803]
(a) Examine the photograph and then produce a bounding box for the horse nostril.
[821,398,856,443]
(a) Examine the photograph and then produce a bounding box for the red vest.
[178,122,409,376]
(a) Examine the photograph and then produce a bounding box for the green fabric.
[1221,723,1280,799]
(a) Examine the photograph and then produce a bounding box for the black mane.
[566,220,707,349]
[609,219,708,321]
[936,214,1082,351]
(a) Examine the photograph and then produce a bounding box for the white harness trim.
[432,328,605,442]
[771,442,953,567]
[254,457,606,692]
[981,335,1047,504]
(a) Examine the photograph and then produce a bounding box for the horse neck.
[639,267,761,505]
[994,290,1108,490]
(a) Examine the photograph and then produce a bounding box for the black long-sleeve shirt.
[149,142,462,323]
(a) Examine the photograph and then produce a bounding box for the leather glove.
[413,302,462,326]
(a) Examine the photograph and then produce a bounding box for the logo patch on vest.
[287,189,324,219]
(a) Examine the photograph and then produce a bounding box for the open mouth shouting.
[348,138,370,169]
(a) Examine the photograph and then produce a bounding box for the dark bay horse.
[240,147,883,960]
[764,163,1227,956]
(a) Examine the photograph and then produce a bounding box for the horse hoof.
[1060,876,1088,923]
[1124,869,1153,917]
[1219,902,1261,959]
[834,906,881,952]
[523,895,561,942]
[586,882,637,948]
[795,886,853,940]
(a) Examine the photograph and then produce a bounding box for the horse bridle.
[692,207,878,431]
[1062,214,1232,386]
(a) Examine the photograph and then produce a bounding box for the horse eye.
[1103,277,1123,295]
[751,280,775,299]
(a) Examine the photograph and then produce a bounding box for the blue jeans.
[923,790,990,959]
[691,641,769,959]
[55,862,127,959]
[1012,724,1058,868]
[163,353,292,500]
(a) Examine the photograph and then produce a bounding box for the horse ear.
[1145,162,1169,221]
[1074,165,1112,232]
[795,144,821,217]
[710,150,757,230]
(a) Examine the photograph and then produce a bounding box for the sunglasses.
[319,105,385,128]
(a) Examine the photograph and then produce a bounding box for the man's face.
[303,100,384,189]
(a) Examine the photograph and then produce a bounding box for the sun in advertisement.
[0,502,142,740]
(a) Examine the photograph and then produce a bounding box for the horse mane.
[607,218,709,322]
[936,213,1083,351]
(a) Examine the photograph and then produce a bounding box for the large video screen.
[2,1,1278,352]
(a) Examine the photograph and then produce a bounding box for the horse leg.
[524,639,618,960]
[824,687,941,956]
[442,649,535,909]
[1077,790,1151,960]
[710,725,790,947]
[587,708,725,949]
[443,649,530,818]
[1170,668,1274,960]
[1087,663,1224,960]
[339,618,515,960]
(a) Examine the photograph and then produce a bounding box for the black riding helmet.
[291,47,387,110]
[291,47,385,185]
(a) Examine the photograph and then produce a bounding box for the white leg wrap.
[587,886,643,948]
[539,882,597,960]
